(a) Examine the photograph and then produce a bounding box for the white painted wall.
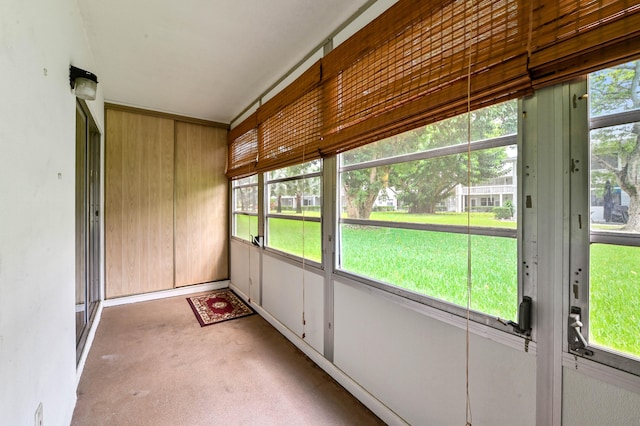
[231,241,251,296]
[230,250,640,425]
[0,0,104,424]
[230,240,261,304]
[334,280,536,425]
[261,253,324,354]
[562,368,640,426]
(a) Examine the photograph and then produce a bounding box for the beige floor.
[72,292,385,426]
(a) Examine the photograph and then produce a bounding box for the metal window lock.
[568,307,593,356]
[498,296,532,335]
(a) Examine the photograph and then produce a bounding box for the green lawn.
[235,214,258,241]
[589,244,640,356]
[341,225,518,320]
[368,211,517,228]
[238,211,639,357]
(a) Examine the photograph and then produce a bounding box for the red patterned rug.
[187,289,254,327]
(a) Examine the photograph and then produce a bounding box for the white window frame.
[334,102,528,336]
[231,176,259,243]
[569,77,640,376]
[264,163,323,266]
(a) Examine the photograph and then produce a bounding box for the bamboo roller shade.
[227,0,640,179]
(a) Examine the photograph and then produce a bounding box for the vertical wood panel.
[105,109,175,298]
[175,123,228,286]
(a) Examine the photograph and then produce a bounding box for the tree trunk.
[624,194,640,232]
[615,123,640,232]
[296,192,302,214]
[277,194,282,213]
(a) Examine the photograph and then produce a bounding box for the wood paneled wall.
[106,110,175,298]
[105,108,229,298]
[175,122,228,286]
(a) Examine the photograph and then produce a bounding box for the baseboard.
[76,301,104,387]
[229,282,408,426]
[103,280,230,307]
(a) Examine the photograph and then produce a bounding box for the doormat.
[187,289,254,327]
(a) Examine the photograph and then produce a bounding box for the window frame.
[334,104,526,336]
[264,164,324,266]
[568,76,640,376]
[231,176,259,243]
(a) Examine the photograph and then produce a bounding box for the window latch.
[498,296,532,335]
[568,307,593,356]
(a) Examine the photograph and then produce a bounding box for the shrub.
[493,206,513,219]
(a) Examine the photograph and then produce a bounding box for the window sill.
[562,353,640,394]
[334,272,536,355]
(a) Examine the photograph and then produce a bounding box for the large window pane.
[265,160,323,262]
[340,225,517,320]
[585,60,640,361]
[232,176,258,242]
[234,186,258,213]
[341,146,517,228]
[338,100,519,323]
[267,218,321,262]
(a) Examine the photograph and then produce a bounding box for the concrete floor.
[72,292,385,425]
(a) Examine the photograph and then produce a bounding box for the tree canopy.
[341,100,517,218]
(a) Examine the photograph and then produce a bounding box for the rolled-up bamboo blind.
[320,0,531,155]
[227,112,258,178]
[226,0,640,178]
[529,0,640,88]
[256,62,323,173]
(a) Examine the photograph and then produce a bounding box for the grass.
[341,225,518,320]
[368,211,517,228]
[589,244,640,356]
[235,215,258,241]
[267,218,322,262]
[237,210,640,357]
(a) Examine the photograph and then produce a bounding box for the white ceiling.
[78,0,371,124]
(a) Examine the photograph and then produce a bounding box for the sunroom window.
[337,100,520,322]
[570,61,640,374]
[265,160,322,263]
[232,175,258,242]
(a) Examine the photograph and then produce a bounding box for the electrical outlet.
[34,402,43,426]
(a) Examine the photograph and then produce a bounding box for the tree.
[268,160,321,214]
[392,102,517,213]
[340,101,516,217]
[340,131,419,218]
[589,60,640,231]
